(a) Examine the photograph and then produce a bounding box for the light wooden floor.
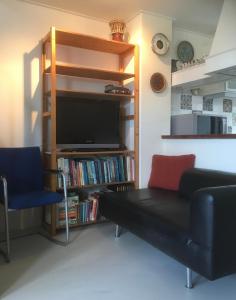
[0,223,236,300]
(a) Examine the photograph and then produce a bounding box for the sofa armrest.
[190,185,236,249]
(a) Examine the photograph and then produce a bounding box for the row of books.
[78,196,99,224]
[57,155,135,188]
[56,192,100,227]
[57,193,79,226]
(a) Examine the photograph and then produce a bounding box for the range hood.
[171,0,236,89]
[199,79,236,98]
[206,0,236,77]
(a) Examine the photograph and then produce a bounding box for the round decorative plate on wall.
[177,41,194,62]
[151,33,170,55]
[150,72,166,93]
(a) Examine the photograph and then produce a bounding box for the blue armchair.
[0,147,69,262]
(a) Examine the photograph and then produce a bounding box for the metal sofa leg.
[186,267,193,289]
[115,224,122,238]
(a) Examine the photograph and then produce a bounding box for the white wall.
[162,139,236,172]
[0,0,111,148]
[128,12,172,187]
[210,0,236,56]
[172,27,213,60]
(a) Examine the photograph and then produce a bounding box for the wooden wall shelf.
[45,63,135,81]
[44,150,134,157]
[57,180,135,191]
[57,219,109,230]
[44,29,135,54]
[43,112,51,118]
[46,90,134,101]
[123,115,134,121]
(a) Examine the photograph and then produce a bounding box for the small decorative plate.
[177,41,194,63]
[150,72,166,93]
[151,33,170,55]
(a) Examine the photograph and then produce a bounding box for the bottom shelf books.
[57,193,79,226]
[56,192,102,227]
[44,191,104,227]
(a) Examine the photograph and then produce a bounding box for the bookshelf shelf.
[45,150,134,157]
[46,89,134,101]
[57,218,109,230]
[55,150,134,157]
[45,63,135,81]
[57,181,135,191]
[42,27,139,236]
[123,115,134,121]
[43,112,51,118]
[43,29,135,54]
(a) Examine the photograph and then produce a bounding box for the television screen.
[56,97,120,150]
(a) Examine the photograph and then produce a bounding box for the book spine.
[86,160,93,185]
[82,161,88,185]
[91,161,97,184]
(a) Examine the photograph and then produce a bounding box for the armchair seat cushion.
[7,191,63,209]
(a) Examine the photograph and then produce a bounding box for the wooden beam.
[134,45,139,189]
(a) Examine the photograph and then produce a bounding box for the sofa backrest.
[179,168,236,200]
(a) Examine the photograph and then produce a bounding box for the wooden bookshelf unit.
[42,27,139,235]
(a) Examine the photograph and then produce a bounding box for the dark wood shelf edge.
[162,134,236,139]
[44,150,134,156]
[44,64,135,81]
[45,90,134,100]
[57,181,135,191]
[56,219,109,230]
[42,28,136,55]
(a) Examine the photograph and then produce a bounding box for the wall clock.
[151,33,170,55]
[177,41,194,63]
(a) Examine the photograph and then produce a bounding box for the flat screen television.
[56,97,120,150]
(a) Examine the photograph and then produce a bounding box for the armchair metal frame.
[0,169,69,262]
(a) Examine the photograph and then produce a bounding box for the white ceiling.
[21,0,223,35]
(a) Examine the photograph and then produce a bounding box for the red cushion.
[148,154,195,191]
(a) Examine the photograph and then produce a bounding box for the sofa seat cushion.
[100,188,190,241]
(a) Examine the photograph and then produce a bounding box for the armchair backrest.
[0,147,43,194]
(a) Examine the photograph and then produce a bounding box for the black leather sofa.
[100,168,236,287]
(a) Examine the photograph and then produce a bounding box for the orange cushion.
[148,154,195,191]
